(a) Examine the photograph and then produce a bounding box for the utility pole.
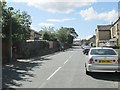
[8,7,14,63]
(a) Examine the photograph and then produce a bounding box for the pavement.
[2,46,120,89]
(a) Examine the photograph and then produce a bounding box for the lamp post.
[8,7,13,63]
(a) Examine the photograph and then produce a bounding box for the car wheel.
[86,69,90,75]
[85,66,90,75]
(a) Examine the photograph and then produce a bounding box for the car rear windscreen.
[90,49,117,55]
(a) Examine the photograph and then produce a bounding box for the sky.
[6,0,120,39]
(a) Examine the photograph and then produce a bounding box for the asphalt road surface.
[2,46,120,88]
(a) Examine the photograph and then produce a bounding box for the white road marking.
[63,53,75,65]
[46,51,77,81]
[47,67,62,80]
[64,59,69,64]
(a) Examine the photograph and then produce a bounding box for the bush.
[42,40,49,48]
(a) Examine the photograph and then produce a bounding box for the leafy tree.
[67,34,74,44]
[40,26,57,41]
[43,32,50,40]
[2,1,32,43]
[57,27,68,43]
[57,27,78,44]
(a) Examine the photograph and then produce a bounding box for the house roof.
[112,17,120,26]
[87,35,96,41]
[30,29,41,35]
[97,25,112,31]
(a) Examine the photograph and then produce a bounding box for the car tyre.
[85,66,91,75]
[86,69,90,75]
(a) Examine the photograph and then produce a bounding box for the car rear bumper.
[87,64,120,72]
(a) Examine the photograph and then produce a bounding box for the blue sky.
[6,0,120,39]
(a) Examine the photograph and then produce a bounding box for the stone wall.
[16,40,59,59]
[2,40,71,64]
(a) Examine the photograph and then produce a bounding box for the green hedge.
[39,40,49,48]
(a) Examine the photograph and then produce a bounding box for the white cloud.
[47,18,76,22]
[7,0,97,2]
[27,1,94,13]
[80,7,118,21]
[6,0,28,3]
[8,0,95,14]
[8,0,119,3]
[39,22,54,27]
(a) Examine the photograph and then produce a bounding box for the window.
[90,49,117,55]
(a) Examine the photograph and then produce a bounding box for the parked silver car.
[85,47,120,74]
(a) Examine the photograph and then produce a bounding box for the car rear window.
[90,49,117,55]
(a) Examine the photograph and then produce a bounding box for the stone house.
[29,29,42,40]
[87,35,96,46]
[96,25,112,47]
[109,17,120,46]
[81,39,89,45]
[95,17,120,47]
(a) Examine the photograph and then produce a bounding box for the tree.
[57,27,68,43]
[2,1,32,43]
[40,26,57,41]
[43,32,50,40]
[67,34,74,44]
[57,27,78,44]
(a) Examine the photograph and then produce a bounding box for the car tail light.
[117,60,120,63]
[89,58,93,64]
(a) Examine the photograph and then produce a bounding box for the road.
[2,46,120,88]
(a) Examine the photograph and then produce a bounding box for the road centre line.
[64,56,72,64]
[47,67,62,80]
[64,59,69,64]
[64,53,75,64]
[47,52,77,81]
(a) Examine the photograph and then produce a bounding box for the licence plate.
[99,60,112,64]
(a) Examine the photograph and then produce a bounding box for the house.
[96,25,112,47]
[81,39,89,45]
[29,29,42,40]
[73,39,81,46]
[109,17,120,46]
[95,17,120,47]
[87,35,96,46]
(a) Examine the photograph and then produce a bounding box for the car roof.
[83,46,91,48]
[90,47,113,49]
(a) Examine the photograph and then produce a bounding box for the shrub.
[40,40,49,48]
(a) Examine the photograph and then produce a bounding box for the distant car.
[83,46,91,55]
[81,45,91,49]
[85,47,120,74]
[83,48,90,55]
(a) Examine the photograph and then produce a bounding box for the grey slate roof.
[97,25,112,30]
